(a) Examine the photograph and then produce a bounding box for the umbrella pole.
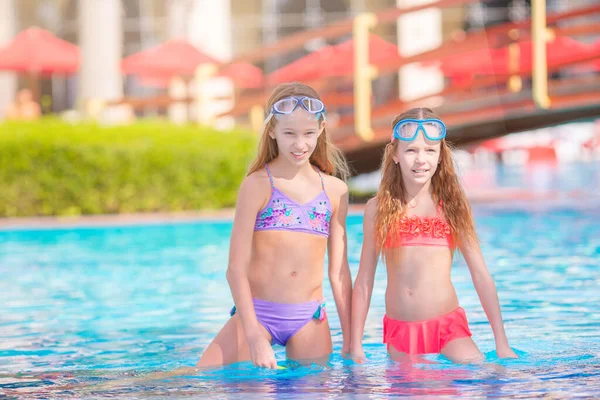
[186,77,193,123]
[28,71,41,104]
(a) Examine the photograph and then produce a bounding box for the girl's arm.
[327,179,353,356]
[460,238,517,358]
[350,198,380,361]
[226,175,277,368]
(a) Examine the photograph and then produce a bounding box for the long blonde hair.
[374,107,477,252]
[247,82,350,180]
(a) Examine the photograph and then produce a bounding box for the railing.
[214,1,600,147]
[104,1,600,154]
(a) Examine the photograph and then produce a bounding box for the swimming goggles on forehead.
[392,118,447,141]
[264,96,326,125]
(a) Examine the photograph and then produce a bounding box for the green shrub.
[0,119,257,217]
[349,187,376,204]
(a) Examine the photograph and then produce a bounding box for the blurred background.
[0,0,599,217]
[1,2,600,397]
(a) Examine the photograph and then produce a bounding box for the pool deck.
[0,188,596,230]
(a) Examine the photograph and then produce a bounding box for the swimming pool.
[1,199,599,398]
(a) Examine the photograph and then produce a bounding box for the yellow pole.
[531,0,550,109]
[507,29,522,93]
[353,12,378,142]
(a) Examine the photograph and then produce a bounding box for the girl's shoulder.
[241,169,272,195]
[236,170,274,212]
[364,196,378,217]
[321,173,348,196]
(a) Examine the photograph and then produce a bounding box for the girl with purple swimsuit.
[197,82,353,369]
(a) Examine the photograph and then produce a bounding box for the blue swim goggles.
[392,118,447,141]
[264,96,326,125]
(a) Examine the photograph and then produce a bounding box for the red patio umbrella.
[489,36,593,75]
[439,37,594,82]
[0,27,79,102]
[134,62,265,90]
[436,48,498,86]
[135,73,172,89]
[268,45,337,84]
[332,34,402,75]
[0,27,79,75]
[576,38,600,72]
[268,34,402,85]
[219,62,265,89]
[121,39,220,78]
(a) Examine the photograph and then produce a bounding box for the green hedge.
[0,119,257,217]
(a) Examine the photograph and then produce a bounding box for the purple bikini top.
[254,164,332,238]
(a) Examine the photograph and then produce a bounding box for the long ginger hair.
[374,108,477,253]
[247,82,350,180]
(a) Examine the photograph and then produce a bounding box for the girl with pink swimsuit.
[350,107,517,363]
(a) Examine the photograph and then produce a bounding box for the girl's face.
[270,108,325,167]
[392,129,442,186]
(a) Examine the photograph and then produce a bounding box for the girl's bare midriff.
[248,231,327,303]
[384,246,459,321]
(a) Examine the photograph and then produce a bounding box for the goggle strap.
[263,112,274,128]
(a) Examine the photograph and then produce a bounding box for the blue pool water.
[1,203,599,398]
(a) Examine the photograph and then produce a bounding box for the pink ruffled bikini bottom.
[383,307,472,354]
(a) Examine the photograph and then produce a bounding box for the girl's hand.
[496,344,518,359]
[247,334,277,368]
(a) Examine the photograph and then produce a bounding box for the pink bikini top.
[384,203,454,249]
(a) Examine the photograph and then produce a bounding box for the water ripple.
[0,204,599,397]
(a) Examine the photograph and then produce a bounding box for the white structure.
[396,0,444,102]
[188,0,234,128]
[78,0,124,121]
[167,0,193,125]
[188,0,232,61]
[0,0,17,120]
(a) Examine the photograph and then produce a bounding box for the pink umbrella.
[332,34,402,75]
[135,62,265,89]
[0,27,79,75]
[122,39,220,77]
[219,62,265,89]
[268,45,337,84]
[573,38,600,73]
[438,48,498,82]
[268,34,402,84]
[440,37,594,82]
[490,36,593,75]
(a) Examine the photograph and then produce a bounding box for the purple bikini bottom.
[230,298,327,346]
